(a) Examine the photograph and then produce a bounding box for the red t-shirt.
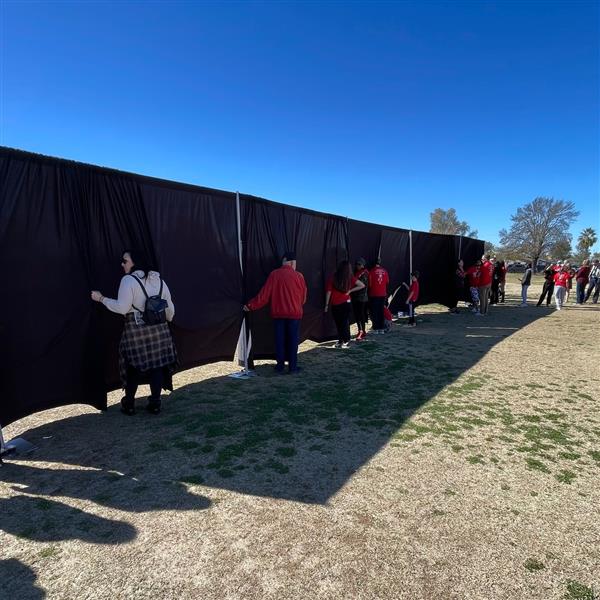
[247,265,307,319]
[479,260,494,286]
[466,266,480,287]
[327,275,358,305]
[408,280,420,303]
[554,271,571,288]
[368,266,389,297]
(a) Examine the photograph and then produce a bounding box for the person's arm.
[246,273,274,311]
[162,281,175,322]
[348,280,365,294]
[97,277,135,315]
[324,290,332,312]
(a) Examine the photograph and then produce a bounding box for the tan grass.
[1,276,599,599]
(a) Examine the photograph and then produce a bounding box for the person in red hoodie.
[402,271,420,326]
[244,251,307,373]
[368,259,390,334]
[478,254,494,315]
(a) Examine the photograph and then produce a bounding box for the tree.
[430,208,478,238]
[549,237,572,261]
[575,227,598,261]
[498,197,579,269]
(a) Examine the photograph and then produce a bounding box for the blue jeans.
[273,318,300,371]
[576,281,586,304]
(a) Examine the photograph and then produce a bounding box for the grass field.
[1,276,599,599]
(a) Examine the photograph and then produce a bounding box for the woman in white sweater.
[91,250,178,415]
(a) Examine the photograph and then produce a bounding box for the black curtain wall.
[0,147,483,426]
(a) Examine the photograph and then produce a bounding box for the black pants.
[331,302,351,343]
[536,281,554,306]
[369,296,385,330]
[491,281,500,304]
[351,299,368,333]
[124,366,163,407]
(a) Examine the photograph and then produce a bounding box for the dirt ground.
[1,274,599,600]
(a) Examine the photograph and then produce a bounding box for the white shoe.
[341,342,350,349]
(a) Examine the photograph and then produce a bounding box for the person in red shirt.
[465,260,482,314]
[553,264,572,310]
[325,260,365,348]
[368,259,390,334]
[575,260,591,304]
[478,254,494,315]
[244,251,307,373]
[402,271,420,326]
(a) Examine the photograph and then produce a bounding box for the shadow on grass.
[6,299,590,508]
[0,559,45,600]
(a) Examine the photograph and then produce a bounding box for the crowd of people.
[89,249,598,412]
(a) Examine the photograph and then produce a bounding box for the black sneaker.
[146,398,161,415]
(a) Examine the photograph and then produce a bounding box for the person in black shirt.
[536,263,556,306]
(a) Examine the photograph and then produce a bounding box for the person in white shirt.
[91,250,177,415]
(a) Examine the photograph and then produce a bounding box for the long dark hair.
[124,248,157,277]
[333,260,353,292]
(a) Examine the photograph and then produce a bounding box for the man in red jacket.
[244,252,307,373]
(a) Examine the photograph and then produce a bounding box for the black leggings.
[124,366,163,406]
[331,303,351,343]
[352,299,368,333]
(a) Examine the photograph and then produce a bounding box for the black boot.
[120,396,135,416]
[146,396,161,415]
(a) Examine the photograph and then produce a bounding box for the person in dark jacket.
[520,263,532,306]
[244,252,307,374]
[536,263,556,307]
[351,258,369,340]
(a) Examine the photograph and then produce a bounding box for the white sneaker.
[341,342,350,349]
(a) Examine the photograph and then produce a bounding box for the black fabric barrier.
[0,147,483,426]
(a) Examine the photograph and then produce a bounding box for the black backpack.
[130,274,168,325]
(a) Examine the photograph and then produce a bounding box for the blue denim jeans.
[273,318,301,371]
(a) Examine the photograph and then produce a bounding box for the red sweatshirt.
[479,260,494,286]
[247,265,307,319]
[368,266,389,297]
[466,266,481,287]
[553,271,571,288]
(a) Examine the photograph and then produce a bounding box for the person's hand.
[242,305,250,312]
[91,291,104,302]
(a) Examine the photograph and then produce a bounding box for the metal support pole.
[409,230,413,274]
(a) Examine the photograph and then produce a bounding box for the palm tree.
[577,227,598,259]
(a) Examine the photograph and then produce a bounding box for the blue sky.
[1,1,598,249]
